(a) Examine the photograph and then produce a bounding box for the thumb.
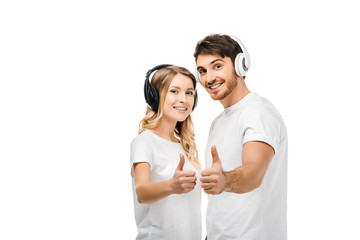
[176,154,185,171]
[211,145,221,168]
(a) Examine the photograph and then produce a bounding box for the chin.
[168,113,188,123]
[177,116,188,122]
[210,95,220,100]
[211,88,232,101]
[210,93,224,101]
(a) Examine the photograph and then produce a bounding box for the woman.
[130,64,201,240]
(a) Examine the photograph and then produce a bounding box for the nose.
[178,92,186,103]
[204,70,216,86]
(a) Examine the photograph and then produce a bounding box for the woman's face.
[162,74,195,124]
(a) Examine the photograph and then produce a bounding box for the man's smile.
[209,83,223,90]
[208,81,224,91]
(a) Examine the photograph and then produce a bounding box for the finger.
[201,175,218,184]
[200,176,213,183]
[186,177,197,183]
[184,187,195,193]
[176,154,185,171]
[204,189,216,195]
[211,145,221,167]
[201,168,212,177]
[182,182,196,188]
[181,183,195,190]
[180,176,197,183]
[201,168,217,177]
[182,170,196,177]
[201,182,214,189]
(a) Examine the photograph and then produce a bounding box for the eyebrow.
[197,58,225,70]
[169,86,194,91]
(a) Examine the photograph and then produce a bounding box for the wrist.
[167,178,176,195]
[223,170,232,192]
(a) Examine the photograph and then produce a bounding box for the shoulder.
[131,130,153,148]
[241,94,287,149]
[130,131,157,162]
[243,93,283,122]
[209,112,225,130]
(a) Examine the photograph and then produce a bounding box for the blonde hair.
[139,66,201,171]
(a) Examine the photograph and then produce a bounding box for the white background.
[1,0,359,239]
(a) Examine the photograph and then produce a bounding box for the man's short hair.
[193,34,242,65]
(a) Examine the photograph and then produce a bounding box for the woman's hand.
[134,154,197,204]
[170,154,197,194]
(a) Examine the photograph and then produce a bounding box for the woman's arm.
[133,154,197,204]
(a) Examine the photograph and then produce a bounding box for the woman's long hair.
[139,66,201,171]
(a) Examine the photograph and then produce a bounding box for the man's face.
[196,54,238,101]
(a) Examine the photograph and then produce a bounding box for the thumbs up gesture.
[200,146,226,195]
[171,154,197,194]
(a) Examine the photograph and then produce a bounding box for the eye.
[198,68,206,75]
[170,89,178,94]
[214,64,222,69]
[186,91,194,95]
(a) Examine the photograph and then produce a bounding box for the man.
[195,34,288,240]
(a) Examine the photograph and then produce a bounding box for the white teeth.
[174,107,187,111]
[210,83,221,89]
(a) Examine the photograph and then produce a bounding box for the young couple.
[130,34,288,240]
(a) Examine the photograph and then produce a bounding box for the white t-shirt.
[205,93,288,240]
[130,130,202,240]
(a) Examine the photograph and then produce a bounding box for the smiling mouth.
[174,107,187,111]
[209,83,223,90]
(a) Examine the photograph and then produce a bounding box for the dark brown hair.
[193,34,242,64]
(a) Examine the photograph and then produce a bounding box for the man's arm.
[224,141,274,193]
[200,142,274,194]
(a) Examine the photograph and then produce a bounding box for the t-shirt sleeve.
[130,135,153,177]
[242,104,282,152]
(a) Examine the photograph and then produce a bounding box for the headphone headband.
[229,35,251,72]
[145,64,173,84]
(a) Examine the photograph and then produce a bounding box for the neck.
[220,77,251,108]
[152,119,179,143]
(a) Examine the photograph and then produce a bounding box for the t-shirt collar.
[223,92,255,114]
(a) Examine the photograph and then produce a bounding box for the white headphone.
[195,35,251,82]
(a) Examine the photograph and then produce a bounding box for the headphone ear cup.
[195,67,201,83]
[234,53,247,77]
[149,84,159,111]
[144,64,173,112]
[229,35,250,77]
[192,90,198,111]
[144,79,159,112]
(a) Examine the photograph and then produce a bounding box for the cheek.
[164,94,175,107]
[223,71,233,81]
[188,95,195,105]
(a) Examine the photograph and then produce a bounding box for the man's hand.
[200,146,226,195]
[170,154,197,194]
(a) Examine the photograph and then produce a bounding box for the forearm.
[223,142,274,194]
[135,179,174,204]
[223,166,263,194]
